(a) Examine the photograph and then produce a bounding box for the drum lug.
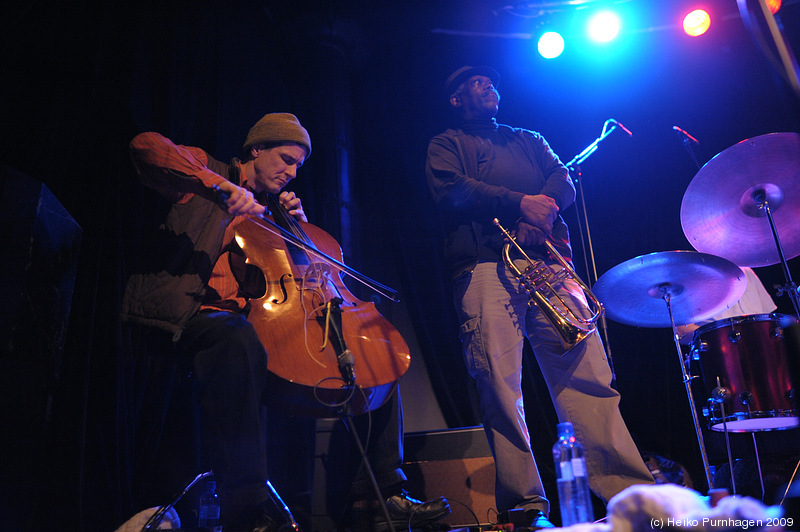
[740,390,753,405]
[727,330,741,343]
[692,342,708,358]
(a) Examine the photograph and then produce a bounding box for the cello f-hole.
[270,273,292,304]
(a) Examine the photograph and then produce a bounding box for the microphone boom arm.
[566,119,625,171]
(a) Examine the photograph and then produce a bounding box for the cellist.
[122,112,450,532]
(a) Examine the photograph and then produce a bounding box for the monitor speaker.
[403,426,496,527]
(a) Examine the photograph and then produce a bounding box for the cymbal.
[680,132,800,267]
[593,251,746,328]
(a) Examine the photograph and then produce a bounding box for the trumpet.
[493,218,604,350]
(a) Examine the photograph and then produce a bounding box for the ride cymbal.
[680,132,800,267]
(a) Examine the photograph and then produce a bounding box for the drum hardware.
[692,313,799,502]
[678,133,800,497]
[710,377,739,496]
[691,314,799,433]
[703,384,767,500]
[779,459,800,506]
[594,250,747,491]
[728,392,766,502]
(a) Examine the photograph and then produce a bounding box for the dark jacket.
[426,120,576,279]
[120,156,238,340]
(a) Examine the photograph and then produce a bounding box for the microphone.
[673,125,700,144]
[338,349,356,385]
[610,119,633,137]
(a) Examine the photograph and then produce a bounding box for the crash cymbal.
[593,251,746,328]
[680,132,800,267]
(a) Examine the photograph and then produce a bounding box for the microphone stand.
[565,119,628,382]
[142,470,214,531]
[324,301,397,532]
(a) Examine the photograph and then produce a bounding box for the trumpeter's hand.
[520,194,558,235]
[512,221,548,246]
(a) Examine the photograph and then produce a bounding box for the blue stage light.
[538,32,565,59]
[587,10,621,43]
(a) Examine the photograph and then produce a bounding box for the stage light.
[766,0,781,13]
[683,9,711,37]
[587,11,621,43]
[538,31,565,59]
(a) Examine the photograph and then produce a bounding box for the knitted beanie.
[242,113,311,155]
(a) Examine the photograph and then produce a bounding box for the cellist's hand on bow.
[278,191,308,222]
[215,180,267,217]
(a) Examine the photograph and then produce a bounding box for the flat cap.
[443,65,500,97]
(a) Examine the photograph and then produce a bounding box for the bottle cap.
[557,422,575,436]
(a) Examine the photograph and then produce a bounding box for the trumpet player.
[425,65,654,529]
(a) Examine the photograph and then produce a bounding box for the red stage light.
[766,0,781,14]
[683,9,711,37]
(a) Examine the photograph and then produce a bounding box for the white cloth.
[678,267,777,343]
[606,484,783,532]
[552,484,784,532]
[701,267,777,323]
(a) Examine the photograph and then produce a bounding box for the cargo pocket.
[458,317,490,377]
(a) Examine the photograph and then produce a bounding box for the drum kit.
[592,132,800,493]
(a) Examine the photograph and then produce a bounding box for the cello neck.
[265,193,316,266]
[266,194,300,233]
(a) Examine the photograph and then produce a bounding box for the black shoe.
[380,490,451,528]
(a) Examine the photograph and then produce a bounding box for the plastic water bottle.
[198,480,221,531]
[553,422,594,527]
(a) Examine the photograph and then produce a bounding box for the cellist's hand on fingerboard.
[277,191,307,222]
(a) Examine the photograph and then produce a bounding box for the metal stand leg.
[751,433,766,501]
[267,480,302,531]
[338,405,397,532]
[711,385,737,495]
[780,459,800,505]
[664,292,715,491]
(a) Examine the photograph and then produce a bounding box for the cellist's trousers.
[453,261,654,516]
[179,309,406,524]
[179,310,278,520]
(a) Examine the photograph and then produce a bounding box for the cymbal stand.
[566,119,630,381]
[662,288,715,491]
[753,190,800,318]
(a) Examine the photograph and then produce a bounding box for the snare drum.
[691,313,799,432]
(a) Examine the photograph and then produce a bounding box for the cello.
[233,194,411,418]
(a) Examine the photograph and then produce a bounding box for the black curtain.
[1,2,477,530]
